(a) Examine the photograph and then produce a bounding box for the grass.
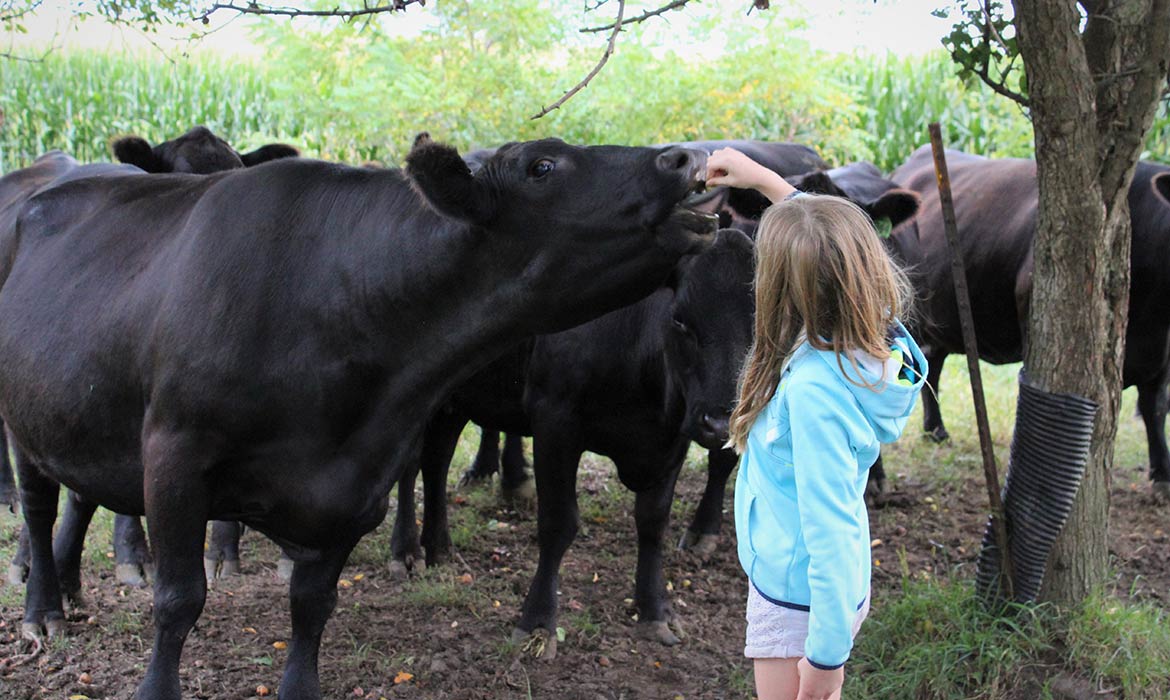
[847,579,1170,699]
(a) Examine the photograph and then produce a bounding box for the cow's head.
[663,228,756,450]
[406,134,718,331]
[788,164,921,235]
[1153,172,1170,207]
[112,126,299,174]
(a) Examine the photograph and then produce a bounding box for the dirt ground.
[0,447,1166,700]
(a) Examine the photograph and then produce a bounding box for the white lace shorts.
[744,584,870,659]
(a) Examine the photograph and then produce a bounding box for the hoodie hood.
[807,320,927,443]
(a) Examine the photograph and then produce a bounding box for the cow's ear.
[406,134,497,225]
[725,187,772,220]
[867,188,920,230]
[1153,172,1170,206]
[112,136,166,173]
[239,143,299,167]
[789,170,839,196]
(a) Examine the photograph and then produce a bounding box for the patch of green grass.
[849,579,1056,698]
[401,570,484,609]
[848,579,1170,699]
[1066,596,1170,698]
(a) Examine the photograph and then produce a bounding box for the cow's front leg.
[0,427,15,512]
[134,430,211,700]
[420,411,467,567]
[514,422,582,659]
[52,490,99,604]
[7,525,30,586]
[204,520,242,581]
[1137,375,1170,500]
[388,457,424,580]
[630,454,684,646]
[114,515,152,587]
[680,447,737,557]
[921,348,948,442]
[499,433,534,504]
[460,427,501,487]
[14,448,66,641]
[278,543,356,700]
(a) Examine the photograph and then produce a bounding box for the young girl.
[707,149,926,700]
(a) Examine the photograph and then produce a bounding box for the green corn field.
[2,44,1167,174]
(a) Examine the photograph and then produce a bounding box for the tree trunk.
[1011,0,1170,604]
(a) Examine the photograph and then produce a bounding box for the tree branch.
[532,0,625,119]
[196,0,426,23]
[580,0,684,33]
[963,48,1029,105]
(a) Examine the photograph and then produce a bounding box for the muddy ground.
[0,440,1165,700]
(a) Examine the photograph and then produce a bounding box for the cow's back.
[892,149,1037,362]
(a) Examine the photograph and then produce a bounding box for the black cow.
[4,128,299,594]
[391,229,755,657]
[456,140,831,517]
[112,125,299,174]
[0,135,714,699]
[891,146,1170,497]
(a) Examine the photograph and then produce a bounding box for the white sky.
[9,0,954,57]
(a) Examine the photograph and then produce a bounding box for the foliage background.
[10,0,1161,173]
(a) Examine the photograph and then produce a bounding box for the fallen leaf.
[458,573,473,585]
[338,579,353,588]
[256,686,270,697]
[243,627,258,634]
[555,627,566,642]
[272,641,288,650]
[567,599,584,611]
[78,672,92,684]
[592,572,600,583]
[870,538,883,548]
[353,573,365,581]
[492,600,501,608]
[68,695,90,700]
[353,688,365,697]
[393,671,413,684]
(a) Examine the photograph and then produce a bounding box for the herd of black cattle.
[0,126,1166,699]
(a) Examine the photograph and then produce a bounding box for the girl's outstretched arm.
[706,148,797,203]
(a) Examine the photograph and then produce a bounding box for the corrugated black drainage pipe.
[976,370,1099,603]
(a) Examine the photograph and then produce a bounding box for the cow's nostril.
[702,413,730,438]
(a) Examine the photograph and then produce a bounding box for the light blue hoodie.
[735,320,926,669]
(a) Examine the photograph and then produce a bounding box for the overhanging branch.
[196,0,426,23]
[531,0,625,119]
[580,0,687,33]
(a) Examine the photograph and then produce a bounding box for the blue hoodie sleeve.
[787,378,867,670]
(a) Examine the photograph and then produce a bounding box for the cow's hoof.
[276,557,295,582]
[865,478,889,508]
[678,530,720,558]
[636,620,682,646]
[458,469,493,490]
[512,626,557,660]
[204,558,241,582]
[21,617,67,642]
[115,563,149,588]
[925,426,950,443]
[7,562,28,586]
[501,477,536,506]
[61,585,85,608]
[1152,481,1170,503]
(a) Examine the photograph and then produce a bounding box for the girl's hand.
[705,147,796,203]
[796,657,844,700]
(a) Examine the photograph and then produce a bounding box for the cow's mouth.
[666,181,720,235]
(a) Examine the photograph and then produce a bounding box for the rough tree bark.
[1010,0,1170,603]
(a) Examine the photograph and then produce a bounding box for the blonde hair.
[728,194,912,453]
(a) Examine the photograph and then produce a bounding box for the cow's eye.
[529,159,556,179]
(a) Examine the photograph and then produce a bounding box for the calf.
[392,229,755,657]
[4,128,299,593]
[0,135,714,700]
[891,147,1170,497]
